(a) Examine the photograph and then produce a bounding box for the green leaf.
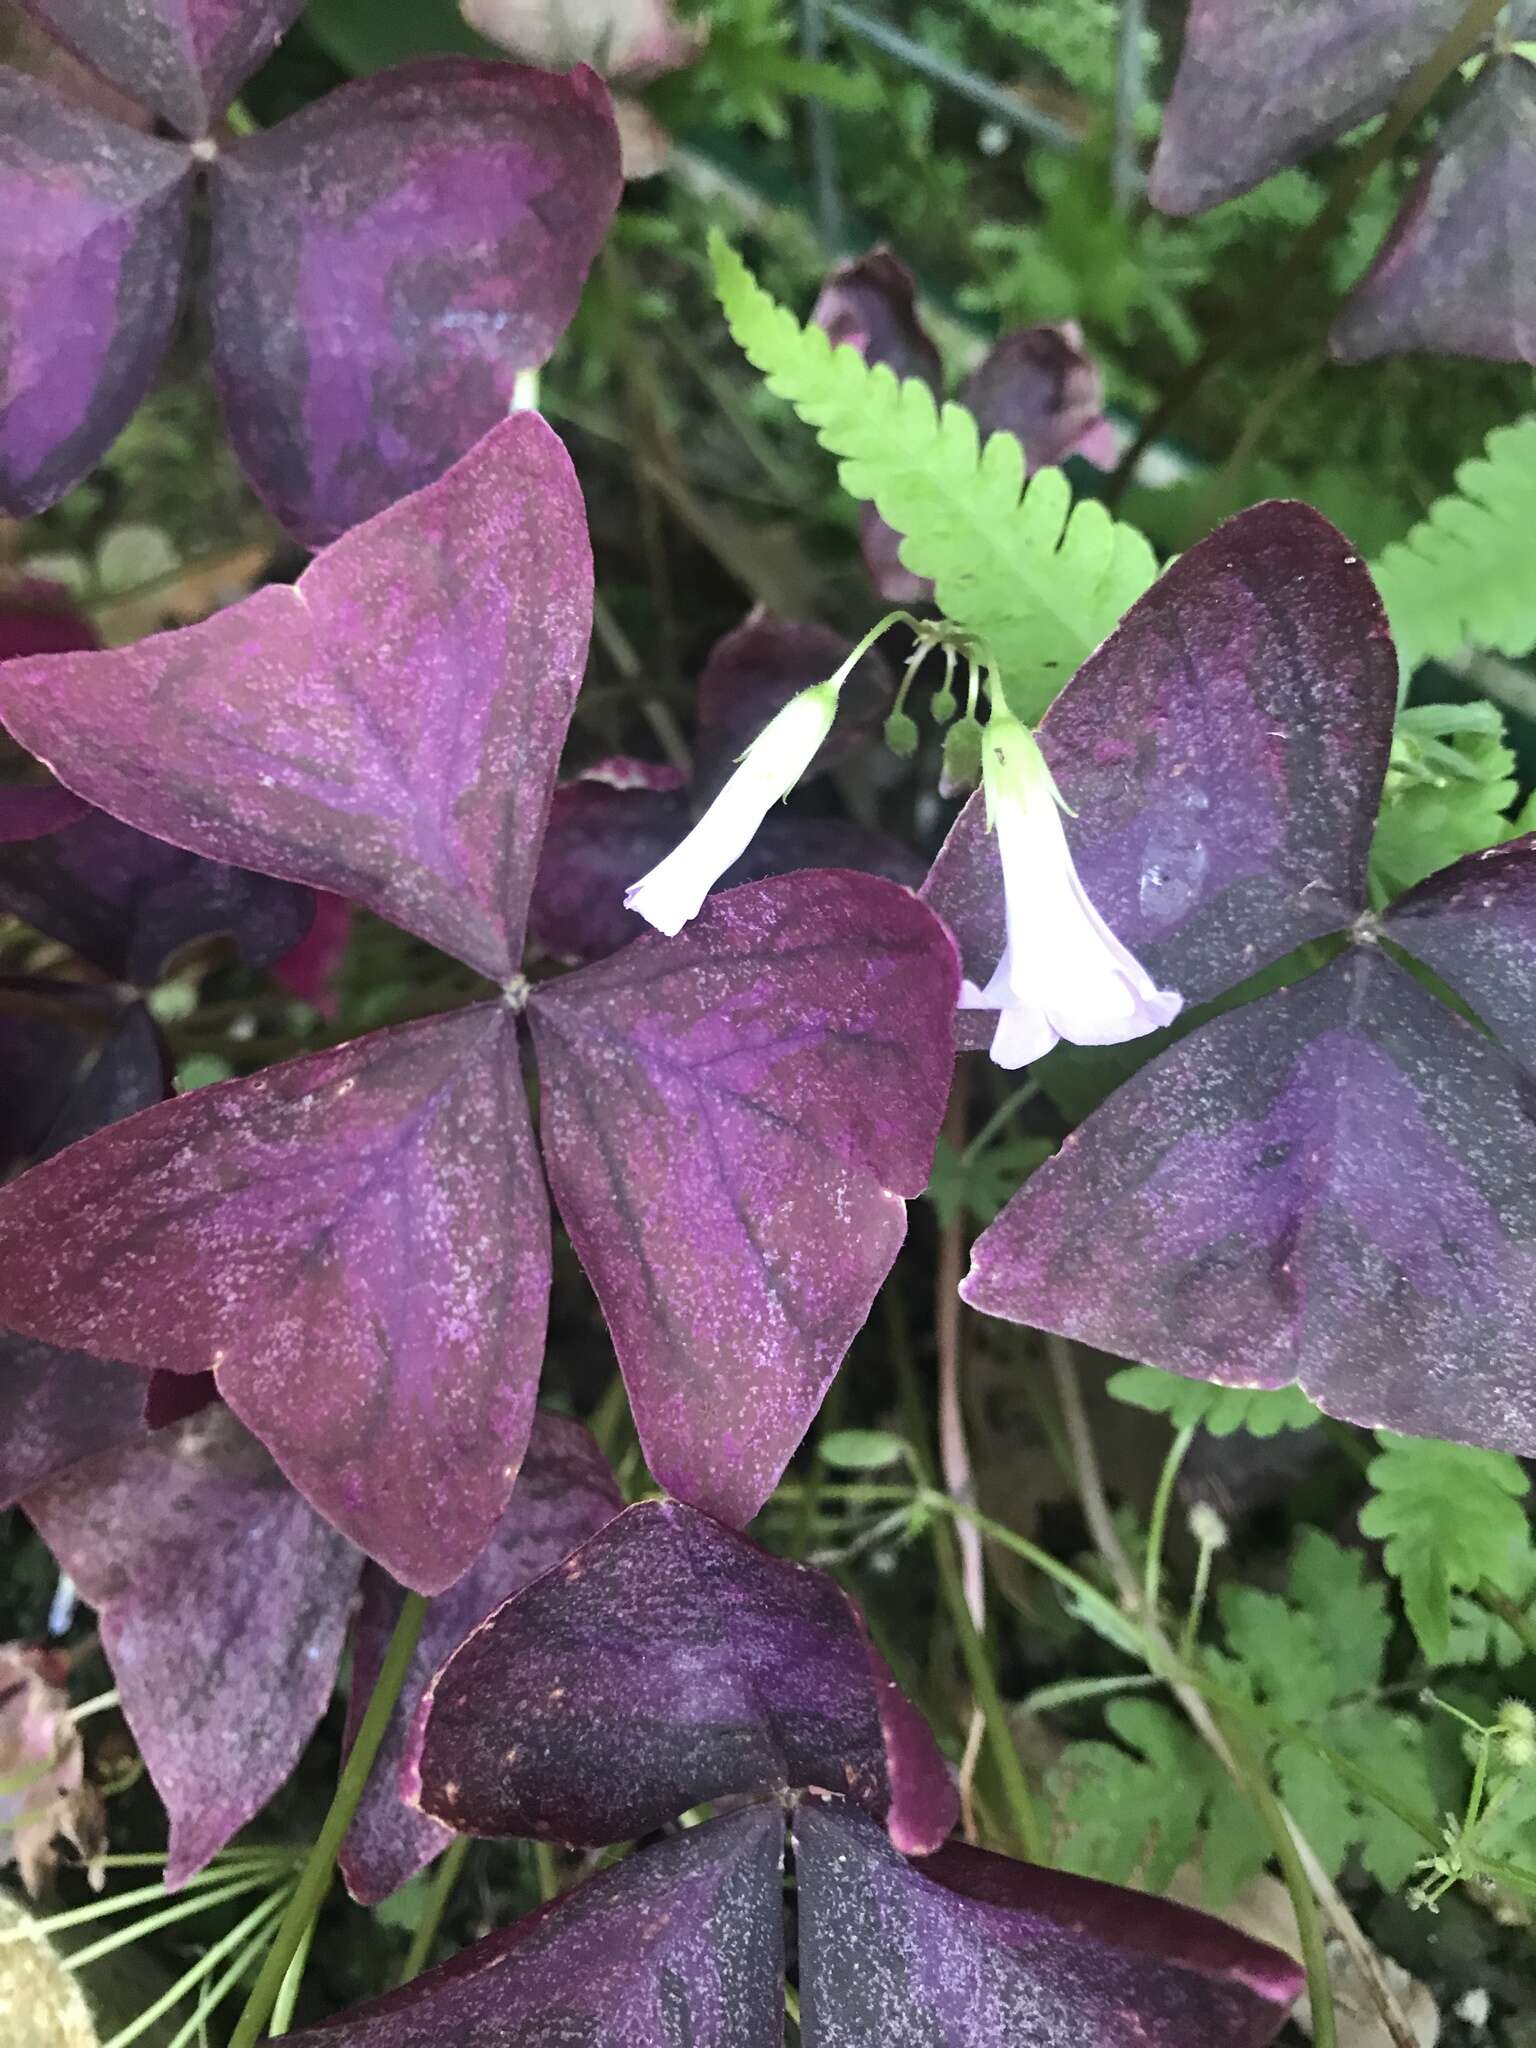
[1371,416,1536,685]
[1276,1709,1434,1889]
[1360,1434,1531,1665]
[1373,702,1519,899]
[1051,1699,1269,1906]
[303,0,497,70]
[1217,1584,1336,1723]
[1107,1365,1321,1438]
[816,1429,910,1471]
[710,234,1158,721]
[924,1135,1054,1228]
[1287,1528,1391,1705]
[1444,1534,1536,1670]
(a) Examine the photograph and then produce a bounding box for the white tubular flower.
[958,713,1183,1069]
[625,681,840,936]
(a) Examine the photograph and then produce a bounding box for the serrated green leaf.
[710,234,1158,721]
[924,1135,1054,1228]
[1444,1533,1536,1670]
[1287,1528,1392,1703]
[1107,1365,1320,1438]
[1371,416,1536,684]
[1360,1434,1531,1666]
[1373,704,1519,898]
[1217,1585,1336,1722]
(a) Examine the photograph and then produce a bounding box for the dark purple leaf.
[286,1809,785,2048]
[693,611,896,801]
[1149,0,1472,215]
[0,1002,167,1507]
[1331,55,1536,365]
[411,1498,956,1853]
[794,1802,1302,2048]
[811,248,942,390]
[0,584,96,660]
[207,61,621,546]
[529,772,923,965]
[964,947,1536,1457]
[0,71,192,518]
[0,1003,552,1593]
[923,503,1397,1013]
[0,787,90,840]
[958,323,1114,473]
[340,1414,622,1905]
[24,1404,360,1885]
[0,802,313,984]
[0,413,592,984]
[0,995,100,1174]
[143,1369,219,1430]
[18,0,305,137]
[529,872,960,1524]
[1384,835,1536,1076]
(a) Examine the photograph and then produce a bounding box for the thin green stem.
[1475,1577,1536,1657]
[1180,1533,1217,1662]
[19,1860,288,1940]
[1143,1424,1197,1620]
[1218,1716,1337,2048]
[534,1841,560,1903]
[99,1886,292,2048]
[68,1687,120,1724]
[227,1591,429,2048]
[267,1909,316,2035]
[961,1079,1039,1164]
[163,1908,294,2048]
[925,1494,1138,1648]
[67,1872,279,1971]
[399,1837,471,1985]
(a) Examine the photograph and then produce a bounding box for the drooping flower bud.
[957,712,1183,1068]
[624,682,840,936]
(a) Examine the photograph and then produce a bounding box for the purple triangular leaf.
[0,1001,167,1507]
[0,583,97,660]
[411,1499,956,1853]
[0,70,192,517]
[529,773,923,965]
[794,1802,1301,2048]
[529,872,959,1524]
[286,1810,785,2048]
[1384,835,1536,1075]
[340,1414,622,1905]
[18,0,305,137]
[207,61,621,545]
[0,414,592,982]
[957,323,1113,474]
[811,248,943,389]
[23,1404,360,1885]
[964,948,1536,1456]
[923,503,1396,1012]
[1149,0,1470,215]
[1332,55,1536,365]
[0,1004,552,1592]
[0,800,313,984]
[693,612,896,799]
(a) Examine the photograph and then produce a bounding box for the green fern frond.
[710,232,1158,721]
[1371,417,1536,684]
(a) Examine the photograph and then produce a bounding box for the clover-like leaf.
[0,413,592,982]
[19,0,305,137]
[530,872,959,1524]
[811,248,943,390]
[23,1403,360,1886]
[694,611,895,800]
[1149,0,1473,216]
[0,1001,166,1508]
[206,61,621,545]
[1384,834,1536,1078]
[287,1809,785,2048]
[923,502,1396,1015]
[1332,56,1536,365]
[957,323,1114,474]
[411,1498,957,1855]
[529,770,922,965]
[0,799,313,985]
[793,1802,1302,2048]
[0,1003,550,1593]
[0,71,192,516]
[340,1415,622,1905]
[965,947,1536,1456]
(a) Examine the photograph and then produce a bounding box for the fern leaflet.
[1371,417,1536,683]
[710,233,1159,721]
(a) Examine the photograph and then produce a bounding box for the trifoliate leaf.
[1107,1365,1321,1438]
[711,234,1158,722]
[1360,1434,1531,1666]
